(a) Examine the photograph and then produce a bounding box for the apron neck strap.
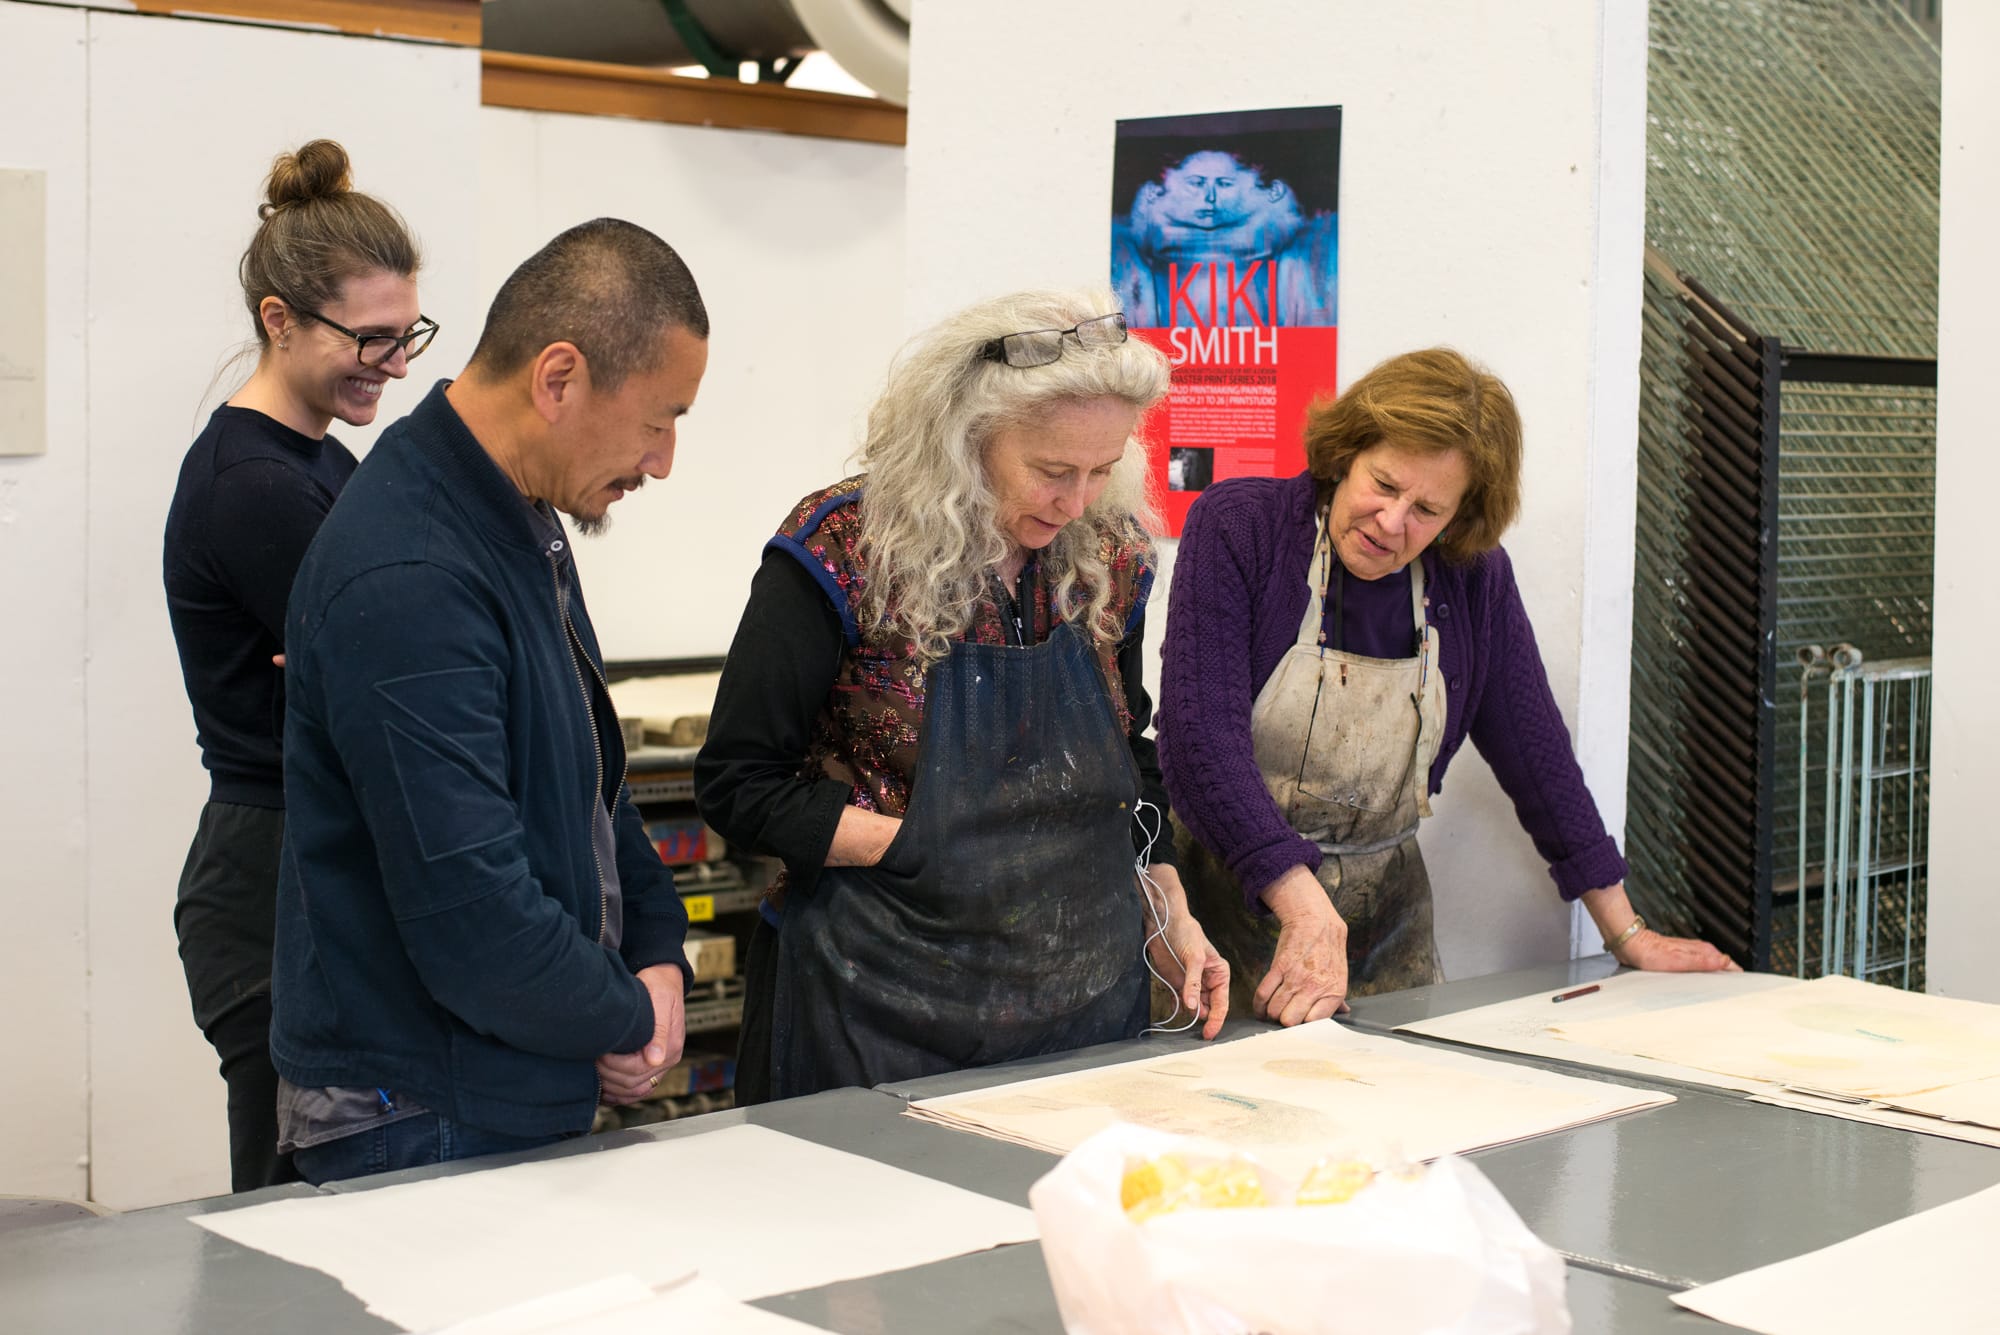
[1298,513,1334,649]
[1300,512,1432,653]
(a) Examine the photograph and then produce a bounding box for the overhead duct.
[482,0,911,105]
[789,0,909,105]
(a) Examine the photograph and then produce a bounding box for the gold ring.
[648,1075,660,1089]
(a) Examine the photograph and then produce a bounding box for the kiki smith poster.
[1111,106,1341,536]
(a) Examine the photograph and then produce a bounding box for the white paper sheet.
[194,1124,1035,1332]
[1877,1073,2000,1127]
[1399,972,2000,1146]
[1744,1089,2000,1148]
[907,1021,1672,1177]
[1396,969,1794,1097]
[433,1273,827,1334]
[1552,974,2000,1100]
[1671,1182,2000,1334]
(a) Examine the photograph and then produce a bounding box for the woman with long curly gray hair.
[697,289,1229,1102]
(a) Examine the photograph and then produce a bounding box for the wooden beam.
[481,51,906,148]
[127,0,479,46]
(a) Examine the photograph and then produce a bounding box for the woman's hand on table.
[1254,866,1351,1026]
[1138,864,1230,1039]
[1617,928,1740,972]
[1581,882,1741,972]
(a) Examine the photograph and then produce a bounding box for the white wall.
[1928,4,2000,1001]
[84,13,483,1211]
[478,108,907,662]
[0,2,481,1209]
[0,7,907,1209]
[1572,0,1649,956]
[0,0,91,1202]
[905,0,1649,979]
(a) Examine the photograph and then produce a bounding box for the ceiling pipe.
[481,0,910,105]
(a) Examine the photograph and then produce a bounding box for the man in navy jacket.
[271,219,710,1184]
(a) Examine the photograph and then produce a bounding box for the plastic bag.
[1028,1124,1571,1335]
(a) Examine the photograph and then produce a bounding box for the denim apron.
[770,619,1150,1099]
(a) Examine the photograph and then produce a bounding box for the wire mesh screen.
[1774,383,1938,665]
[1770,383,1935,977]
[1899,0,1941,43]
[1630,0,1938,975]
[1647,0,1940,358]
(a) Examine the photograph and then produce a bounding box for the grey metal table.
[0,1096,1703,1335]
[0,1088,1034,1334]
[1342,956,2000,1285]
[757,1233,1712,1335]
[1341,954,1628,1037]
[7,963,1994,1332]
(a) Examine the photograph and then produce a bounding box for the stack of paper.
[1552,974,2000,1099]
[906,1021,1673,1177]
[1396,972,2000,1147]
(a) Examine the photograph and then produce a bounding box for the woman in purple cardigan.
[1158,348,1736,1026]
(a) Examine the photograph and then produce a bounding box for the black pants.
[174,800,299,1192]
[733,916,779,1107]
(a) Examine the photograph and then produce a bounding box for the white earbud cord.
[1132,798,1200,1036]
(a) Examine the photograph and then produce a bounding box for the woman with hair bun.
[1159,348,1736,1032]
[696,289,1230,1103]
[163,139,434,1189]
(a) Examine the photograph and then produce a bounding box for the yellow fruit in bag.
[1119,1154,1185,1215]
[1120,1153,1268,1221]
[1193,1158,1268,1211]
[1295,1157,1378,1205]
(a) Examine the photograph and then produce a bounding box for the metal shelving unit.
[611,738,764,1127]
[684,978,748,1035]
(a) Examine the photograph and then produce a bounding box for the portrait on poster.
[1110,106,1341,534]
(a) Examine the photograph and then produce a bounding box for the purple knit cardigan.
[1157,470,1629,909]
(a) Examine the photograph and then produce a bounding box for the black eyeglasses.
[979,312,1128,368]
[299,309,440,368]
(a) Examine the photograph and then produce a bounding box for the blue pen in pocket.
[376,1088,395,1115]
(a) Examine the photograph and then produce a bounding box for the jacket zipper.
[550,558,609,945]
[573,612,615,947]
[550,555,610,1115]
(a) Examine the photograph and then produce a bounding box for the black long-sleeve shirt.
[164,406,357,807]
[695,548,1179,901]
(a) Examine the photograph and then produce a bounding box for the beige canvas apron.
[1179,511,1450,1013]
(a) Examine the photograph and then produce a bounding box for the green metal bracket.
[759,56,802,86]
[659,0,739,80]
[657,0,802,85]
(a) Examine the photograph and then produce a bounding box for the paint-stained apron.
[771,621,1150,1099]
[1181,513,1450,1013]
